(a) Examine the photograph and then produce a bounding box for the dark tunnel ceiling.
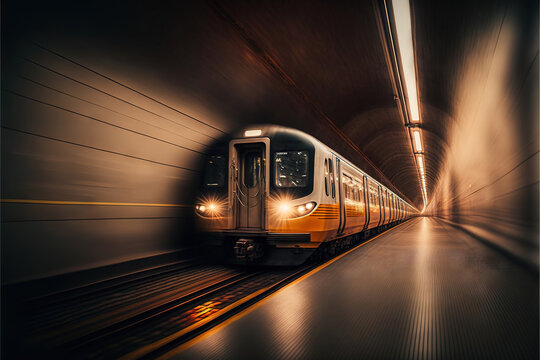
[4,0,529,208]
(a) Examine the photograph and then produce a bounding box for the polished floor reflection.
[172,217,538,359]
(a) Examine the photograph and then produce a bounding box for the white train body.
[195,125,416,265]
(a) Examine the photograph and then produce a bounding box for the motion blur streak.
[1,0,537,290]
[1,199,189,207]
[407,218,437,359]
[425,2,539,268]
[1,15,227,283]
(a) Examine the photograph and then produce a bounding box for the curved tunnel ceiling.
[4,0,529,209]
[208,0,421,205]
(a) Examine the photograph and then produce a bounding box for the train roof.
[229,125,415,209]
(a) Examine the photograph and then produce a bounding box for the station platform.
[170,217,538,359]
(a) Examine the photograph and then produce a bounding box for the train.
[194,125,417,265]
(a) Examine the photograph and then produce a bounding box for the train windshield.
[203,155,226,188]
[274,151,309,188]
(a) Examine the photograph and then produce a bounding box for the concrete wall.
[428,1,539,268]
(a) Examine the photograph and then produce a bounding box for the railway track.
[73,265,315,360]
[8,257,316,360]
[10,232,381,359]
[23,265,240,341]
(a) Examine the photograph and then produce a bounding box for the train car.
[195,125,416,265]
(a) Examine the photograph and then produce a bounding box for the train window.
[357,183,364,204]
[368,186,375,206]
[324,159,329,196]
[244,151,261,188]
[343,174,353,201]
[203,155,226,187]
[274,151,309,188]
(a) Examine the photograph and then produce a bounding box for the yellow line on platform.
[0,199,190,207]
[158,218,414,359]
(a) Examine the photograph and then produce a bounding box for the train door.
[388,193,392,223]
[395,197,399,222]
[392,195,397,222]
[327,156,338,238]
[328,156,336,200]
[378,186,384,226]
[362,176,370,230]
[384,190,388,224]
[336,157,346,234]
[369,182,380,228]
[392,195,396,223]
[229,138,270,230]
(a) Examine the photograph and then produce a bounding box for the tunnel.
[1,0,538,359]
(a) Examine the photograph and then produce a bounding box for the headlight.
[295,201,315,215]
[195,201,222,217]
[275,201,316,219]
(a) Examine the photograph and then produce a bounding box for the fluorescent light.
[389,0,428,205]
[413,130,422,151]
[392,0,420,122]
[244,129,262,137]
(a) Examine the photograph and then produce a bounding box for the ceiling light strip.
[391,0,420,122]
[389,0,427,206]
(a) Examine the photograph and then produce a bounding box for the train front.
[194,126,320,265]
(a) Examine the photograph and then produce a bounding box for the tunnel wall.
[0,2,235,285]
[1,43,215,284]
[428,1,539,268]
[2,1,399,286]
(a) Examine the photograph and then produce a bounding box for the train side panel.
[195,125,418,265]
[268,145,339,243]
[339,161,367,237]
